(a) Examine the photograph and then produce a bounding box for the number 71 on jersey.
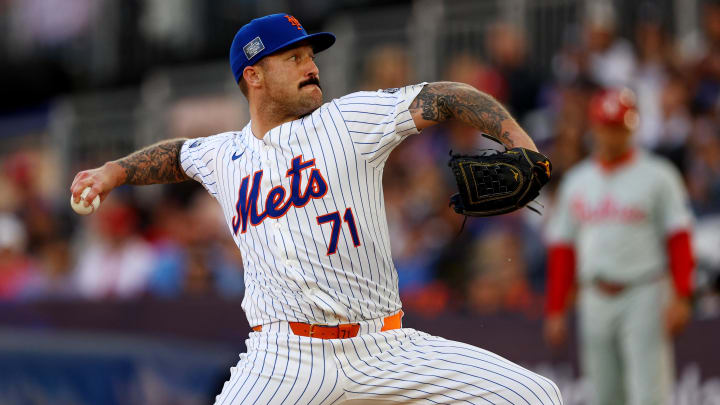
[316,207,361,255]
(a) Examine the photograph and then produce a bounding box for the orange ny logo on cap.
[285,15,303,30]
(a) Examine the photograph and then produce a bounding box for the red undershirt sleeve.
[667,230,694,298]
[545,244,576,316]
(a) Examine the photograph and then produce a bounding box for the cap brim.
[306,32,336,53]
[270,32,336,57]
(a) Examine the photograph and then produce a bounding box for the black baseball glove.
[448,147,552,217]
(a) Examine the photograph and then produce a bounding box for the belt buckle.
[308,323,317,337]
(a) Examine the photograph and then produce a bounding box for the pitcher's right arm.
[70,139,190,205]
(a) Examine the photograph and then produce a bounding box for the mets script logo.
[232,155,328,234]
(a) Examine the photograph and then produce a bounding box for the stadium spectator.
[584,2,637,88]
[0,213,42,301]
[485,22,542,121]
[360,44,413,91]
[72,196,155,299]
[147,188,244,299]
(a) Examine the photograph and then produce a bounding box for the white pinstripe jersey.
[180,83,427,327]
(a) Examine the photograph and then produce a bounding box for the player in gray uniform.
[72,13,562,404]
[544,88,695,405]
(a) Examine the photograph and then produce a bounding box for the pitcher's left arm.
[409,81,537,151]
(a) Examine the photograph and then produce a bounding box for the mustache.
[299,76,321,90]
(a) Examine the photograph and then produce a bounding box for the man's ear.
[243,65,263,90]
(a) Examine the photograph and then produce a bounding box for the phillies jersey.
[546,150,693,284]
[179,83,426,327]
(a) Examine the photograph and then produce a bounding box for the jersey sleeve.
[179,132,237,196]
[656,161,693,234]
[545,175,579,244]
[335,83,427,166]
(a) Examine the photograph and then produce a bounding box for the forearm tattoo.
[409,82,515,146]
[116,139,189,185]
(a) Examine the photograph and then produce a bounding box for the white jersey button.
[274,222,282,229]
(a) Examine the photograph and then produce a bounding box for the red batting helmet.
[588,87,639,130]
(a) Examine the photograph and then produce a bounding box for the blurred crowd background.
[1,0,720,403]
[2,0,719,318]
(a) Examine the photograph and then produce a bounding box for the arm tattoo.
[116,139,190,185]
[409,81,515,146]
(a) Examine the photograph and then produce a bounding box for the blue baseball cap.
[230,13,336,83]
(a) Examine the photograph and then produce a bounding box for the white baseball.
[70,187,101,215]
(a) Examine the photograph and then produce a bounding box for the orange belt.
[252,310,403,339]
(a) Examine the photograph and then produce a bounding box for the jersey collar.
[244,122,266,153]
[595,148,636,173]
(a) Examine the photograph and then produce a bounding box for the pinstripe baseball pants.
[214,321,562,404]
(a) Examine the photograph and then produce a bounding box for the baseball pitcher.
[72,14,561,405]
